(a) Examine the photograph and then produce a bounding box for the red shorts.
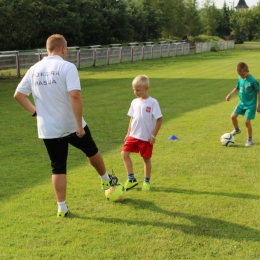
[122,136,153,159]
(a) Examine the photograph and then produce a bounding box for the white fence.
[195,41,235,54]
[0,41,234,78]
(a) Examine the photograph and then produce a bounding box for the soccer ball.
[220,133,235,146]
[105,183,125,202]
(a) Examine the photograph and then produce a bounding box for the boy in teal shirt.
[226,62,260,146]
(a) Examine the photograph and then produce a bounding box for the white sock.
[100,172,110,181]
[57,201,68,213]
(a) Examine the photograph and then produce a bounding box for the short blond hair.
[46,34,67,52]
[132,75,150,88]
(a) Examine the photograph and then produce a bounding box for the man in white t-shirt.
[121,75,162,191]
[14,34,118,217]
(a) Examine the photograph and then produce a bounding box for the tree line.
[0,0,259,51]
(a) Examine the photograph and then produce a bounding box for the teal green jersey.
[236,74,260,108]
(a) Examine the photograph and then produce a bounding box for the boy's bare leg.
[231,113,239,128]
[143,157,151,178]
[245,119,252,137]
[121,151,133,173]
[122,151,138,190]
[142,157,152,191]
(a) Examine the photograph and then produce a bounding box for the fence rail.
[0,41,234,78]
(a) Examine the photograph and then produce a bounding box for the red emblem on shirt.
[245,85,248,89]
[146,106,151,112]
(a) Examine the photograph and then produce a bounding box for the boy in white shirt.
[121,75,162,191]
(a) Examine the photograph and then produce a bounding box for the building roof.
[235,0,249,9]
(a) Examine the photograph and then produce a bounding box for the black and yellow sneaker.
[125,179,138,191]
[57,210,70,218]
[101,173,118,190]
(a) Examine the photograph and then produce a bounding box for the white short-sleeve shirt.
[128,97,162,141]
[16,55,86,138]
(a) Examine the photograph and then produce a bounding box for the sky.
[197,0,258,9]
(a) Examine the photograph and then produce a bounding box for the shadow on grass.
[153,188,260,200]
[85,198,260,242]
[80,77,237,147]
[232,144,251,148]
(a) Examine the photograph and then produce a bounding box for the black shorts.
[43,125,98,174]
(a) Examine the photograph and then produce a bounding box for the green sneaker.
[125,179,138,191]
[57,210,70,218]
[142,182,151,191]
[101,174,118,190]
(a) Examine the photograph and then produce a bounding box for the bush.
[234,35,244,44]
[151,35,225,46]
[211,44,220,52]
[188,35,224,45]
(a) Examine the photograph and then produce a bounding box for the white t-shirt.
[128,97,162,141]
[16,55,86,139]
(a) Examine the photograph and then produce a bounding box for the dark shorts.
[43,125,98,174]
[122,136,153,159]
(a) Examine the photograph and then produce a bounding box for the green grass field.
[1,47,260,259]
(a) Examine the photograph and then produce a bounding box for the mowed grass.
[1,47,260,259]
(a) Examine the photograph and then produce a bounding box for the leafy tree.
[230,7,259,42]
[230,11,245,43]
[31,0,83,47]
[245,4,260,40]
[184,0,203,37]
[98,0,132,44]
[173,0,186,37]
[251,4,260,39]
[200,0,220,36]
[142,0,161,40]
[125,1,146,41]
[149,0,186,38]
[216,1,233,38]
[0,0,86,50]
[154,0,176,38]
[80,0,104,45]
[0,0,38,50]
[5,0,258,51]
[125,0,161,41]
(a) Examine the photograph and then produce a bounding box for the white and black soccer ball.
[220,133,235,146]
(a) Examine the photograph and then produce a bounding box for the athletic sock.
[248,137,252,141]
[128,173,135,181]
[144,177,150,183]
[57,201,68,213]
[100,172,110,181]
[235,127,240,131]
